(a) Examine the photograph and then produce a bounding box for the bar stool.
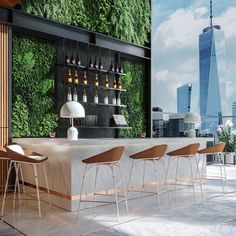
[1,144,51,218]
[0,147,26,196]
[127,144,170,208]
[198,142,227,192]
[78,146,128,221]
[166,143,201,199]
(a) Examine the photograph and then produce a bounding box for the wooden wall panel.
[0,24,9,193]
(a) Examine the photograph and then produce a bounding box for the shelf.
[67,82,126,92]
[57,64,126,76]
[81,101,127,108]
[77,126,131,129]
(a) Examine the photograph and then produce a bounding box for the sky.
[152,0,236,116]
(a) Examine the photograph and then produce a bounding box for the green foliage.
[21,0,150,46]
[12,34,57,137]
[217,121,236,152]
[119,59,146,138]
[12,95,30,137]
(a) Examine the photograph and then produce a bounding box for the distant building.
[232,102,236,127]
[177,83,192,113]
[166,114,185,137]
[152,107,164,137]
[199,0,225,133]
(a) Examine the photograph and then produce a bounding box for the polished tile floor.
[1,165,236,236]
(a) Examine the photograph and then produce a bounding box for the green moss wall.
[12,0,150,138]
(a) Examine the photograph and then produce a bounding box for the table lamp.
[60,101,85,140]
[184,112,200,138]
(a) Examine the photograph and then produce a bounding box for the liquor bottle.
[67,69,72,83]
[105,75,109,88]
[112,93,116,105]
[115,65,119,73]
[94,56,98,69]
[67,86,72,101]
[119,65,123,73]
[110,61,114,72]
[65,52,70,64]
[71,53,76,65]
[104,93,109,104]
[113,77,117,89]
[94,73,99,87]
[94,90,98,104]
[73,87,78,102]
[116,92,121,106]
[89,56,93,68]
[83,71,88,85]
[74,69,79,84]
[118,79,122,89]
[83,88,87,102]
[99,58,103,70]
[76,53,81,66]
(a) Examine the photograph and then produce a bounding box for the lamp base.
[187,128,196,138]
[67,127,78,140]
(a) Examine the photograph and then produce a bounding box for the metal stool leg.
[118,162,129,213]
[142,160,146,197]
[161,159,171,204]
[154,160,161,209]
[42,162,51,205]
[111,164,119,221]
[1,161,13,218]
[19,164,26,194]
[175,158,179,192]
[13,163,21,209]
[189,157,196,200]
[78,164,87,219]
[33,164,41,218]
[218,154,224,192]
[93,165,99,209]
[222,154,228,190]
[127,159,134,194]
[194,156,203,196]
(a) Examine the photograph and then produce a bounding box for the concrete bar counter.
[13,138,212,211]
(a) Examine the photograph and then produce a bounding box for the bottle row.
[65,53,123,73]
[67,69,122,89]
[67,87,122,106]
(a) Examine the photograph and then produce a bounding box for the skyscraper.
[177,83,192,113]
[199,0,225,133]
[232,102,236,127]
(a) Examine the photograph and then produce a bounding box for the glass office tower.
[232,102,236,127]
[199,5,225,134]
[177,83,192,113]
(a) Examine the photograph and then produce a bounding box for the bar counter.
[13,138,213,211]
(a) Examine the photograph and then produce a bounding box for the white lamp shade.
[184,112,200,123]
[60,101,85,118]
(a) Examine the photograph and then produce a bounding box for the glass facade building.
[199,24,225,133]
[177,83,192,114]
[232,102,236,127]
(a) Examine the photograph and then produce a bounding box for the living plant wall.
[12,34,57,137]
[119,59,146,138]
[21,0,150,45]
[12,0,150,137]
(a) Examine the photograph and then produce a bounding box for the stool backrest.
[82,146,125,164]
[6,144,42,163]
[0,147,8,159]
[130,144,168,159]
[198,142,226,154]
[167,143,200,157]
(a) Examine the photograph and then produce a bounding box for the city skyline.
[152,0,236,119]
